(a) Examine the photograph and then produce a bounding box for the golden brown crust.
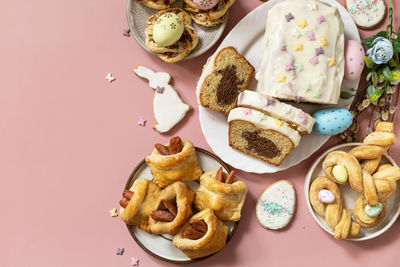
[363,132,397,147]
[194,170,248,221]
[354,195,386,228]
[349,145,387,160]
[173,208,228,259]
[137,0,177,10]
[183,0,235,27]
[146,140,203,188]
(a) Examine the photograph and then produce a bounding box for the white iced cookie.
[133,66,191,133]
[256,180,296,230]
[346,0,386,30]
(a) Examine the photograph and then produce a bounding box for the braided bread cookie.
[145,8,198,63]
[183,0,235,27]
[309,177,360,239]
[137,0,177,10]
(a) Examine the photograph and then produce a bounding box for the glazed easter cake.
[256,0,345,105]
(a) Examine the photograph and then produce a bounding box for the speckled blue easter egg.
[313,108,353,136]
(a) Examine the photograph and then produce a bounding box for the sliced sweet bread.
[227,107,301,166]
[199,47,255,115]
[237,90,316,135]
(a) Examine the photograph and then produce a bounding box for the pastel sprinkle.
[285,13,294,22]
[317,15,326,24]
[116,248,124,255]
[131,257,139,266]
[123,29,131,37]
[315,47,324,56]
[277,73,286,82]
[313,89,322,98]
[299,113,308,123]
[242,108,252,115]
[303,83,311,92]
[258,113,267,122]
[297,19,308,29]
[309,56,319,65]
[259,200,293,217]
[105,73,116,83]
[275,120,284,127]
[294,43,303,52]
[328,57,336,67]
[156,86,165,94]
[110,208,118,217]
[294,63,304,72]
[296,96,305,101]
[320,37,328,47]
[307,32,316,41]
[285,61,295,71]
[137,116,147,126]
[266,97,276,105]
[292,28,302,39]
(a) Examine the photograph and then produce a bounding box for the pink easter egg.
[344,40,365,81]
[193,0,219,10]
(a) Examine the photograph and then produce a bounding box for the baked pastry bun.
[194,168,248,221]
[173,208,228,259]
[149,182,195,235]
[136,0,177,10]
[119,179,162,233]
[146,136,203,188]
[183,0,235,27]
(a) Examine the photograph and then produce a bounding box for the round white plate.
[123,148,238,263]
[126,0,228,61]
[198,0,361,173]
[304,143,400,241]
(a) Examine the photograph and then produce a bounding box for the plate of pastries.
[118,136,248,262]
[127,0,235,63]
[195,0,366,173]
[305,122,400,240]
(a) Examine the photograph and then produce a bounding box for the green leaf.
[340,91,354,99]
[372,71,379,87]
[362,31,388,47]
[367,85,384,105]
[388,58,397,68]
[367,84,376,97]
[364,56,375,69]
[394,26,400,54]
[382,66,394,81]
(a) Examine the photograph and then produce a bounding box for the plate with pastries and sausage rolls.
[305,122,400,241]
[118,136,248,263]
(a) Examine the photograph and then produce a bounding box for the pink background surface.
[2,0,400,266]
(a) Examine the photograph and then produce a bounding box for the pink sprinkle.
[317,16,325,24]
[309,56,319,65]
[137,116,146,126]
[242,108,252,115]
[307,32,316,41]
[285,61,295,71]
[299,113,308,123]
[131,257,139,266]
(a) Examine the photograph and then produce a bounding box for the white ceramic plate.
[304,143,400,241]
[123,148,238,263]
[126,0,228,61]
[198,0,361,173]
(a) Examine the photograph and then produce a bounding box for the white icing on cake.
[346,0,386,28]
[256,0,345,105]
[256,180,296,230]
[237,90,316,134]
[134,66,190,133]
[196,54,217,104]
[227,107,301,146]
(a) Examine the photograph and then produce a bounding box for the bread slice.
[199,47,255,115]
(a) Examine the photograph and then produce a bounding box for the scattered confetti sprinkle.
[309,56,319,66]
[116,248,124,255]
[317,15,326,24]
[123,29,131,37]
[110,208,118,217]
[275,120,284,127]
[294,63,304,72]
[294,43,303,52]
[303,83,311,92]
[328,57,336,67]
[266,97,276,105]
[285,61,295,71]
[297,19,308,29]
[296,96,306,101]
[292,28,302,39]
[315,47,324,56]
[242,108,252,115]
[299,113,308,123]
[285,13,294,22]
[131,257,139,266]
[137,116,147,126]
[277,73,286,83]
[320,37,328,47]
[106,73,116,83]
[156,86,165,94]
[307,32,316,41]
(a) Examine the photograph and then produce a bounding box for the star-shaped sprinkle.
[242,108,252,115]
[258,113,267,122]
[105,73,115,83]
[294,43,303,52]
[328,57,336,67]
[116,248,124,255]
[308,2,317,10]
[307,32,316,41]
[297,19,308,29]
[292,28,302,39]
[123,29,131,37]
[303,83,311,92]
[315,47,324,56]
[320,37,328,47]
[317,15,326,24]
[110,208,118,217]
[285,61,295,71]
[156,86,165,94]
[294,63,304,72]
[285,13,294,22]
[277,74,286,83]
[266,97,275,105]
[299,113,308,123]
[309,56,319,65]
[313,89,322,98]
[131,257,139,266]
[137,116,146,126]
[296,96,306,102]
[275,120,283,127]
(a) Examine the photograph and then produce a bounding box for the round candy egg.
[318,189,335,204]
[313,107,353,136]
[153,13,184,47]
[365,202,383,218]
[193,0,219,10]
[344,40,365,81]
[332,165,348,183]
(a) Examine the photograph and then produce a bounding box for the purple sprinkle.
[116,248,124,255]
[285,13,294,22]
[266,97,276,105]
[317,15,325,24]
[123,29,131,37]
[156,86,165,94]
[296,96,305,102]
[299,113,308,123]
[315,47,324,56]
[307,32,316,41]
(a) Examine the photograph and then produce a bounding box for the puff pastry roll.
[149,181,195,235]
[119,178,162,233]
[146,136,203,188]
[173,208,228,259]
[194,168,248,221]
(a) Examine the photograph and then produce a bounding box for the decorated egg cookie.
[256,180,296,230]
[345,0,387,30]
[344,40,365,81]
[193,0,219,10]
[313,108,353,136]
[153,13,185,47]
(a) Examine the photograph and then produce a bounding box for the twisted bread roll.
[354,195,387,228]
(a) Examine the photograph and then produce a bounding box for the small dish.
[304,142,400,241]
[123,147,239,263]
[126,0,228,61]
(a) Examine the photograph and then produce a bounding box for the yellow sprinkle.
[332,165,348,183]
[110,208,118,217]
[320,37,328,47]
[294,43,303,52]
[277,74,286,83]
[328,57,336,67]
[275,120,284,127]
[297,19,308,29]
